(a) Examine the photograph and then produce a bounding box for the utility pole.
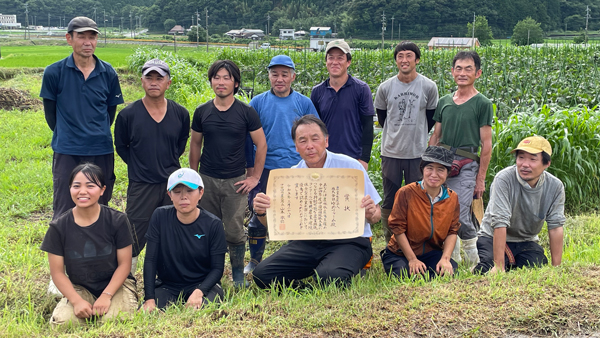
[399,22,401,40]
[527,29,530,45]
[93,7,97,23]
[25,3,29,40]
[267,13,270,37]
[196,10,200,47]
[120,16,123,34]
[205,8,209,52]
[48,14,50,29]
[104,9,107,45]
[391,15,394,43]
[129,11,132,38]
[472,12,476,43]
[381,11,386,50]
[111,16,114,29]
[585,5,591,43]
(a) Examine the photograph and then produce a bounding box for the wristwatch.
[253,209,267,217]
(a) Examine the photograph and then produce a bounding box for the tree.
[466,15,493,46]
[511,17,544,46]
[163,18,176,33]
[187,25,207,42]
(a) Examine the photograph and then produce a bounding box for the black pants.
[154,282,224,309]
[52,152,115,220]
[126,180,172,257]
[380,247,458,278]
[473,236,548,274]
[381,156,422,209]
[252,237,372,289]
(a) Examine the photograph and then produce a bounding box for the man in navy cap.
[40,16,124,221]
[244,55,319,273]
[114,59,190,273]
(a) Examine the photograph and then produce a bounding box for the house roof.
[168,25,185,34]
[310,27,331,31]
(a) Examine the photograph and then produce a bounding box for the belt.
[439,144,480,162]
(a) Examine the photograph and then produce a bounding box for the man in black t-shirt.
[189,60,267,287]
[114,59,190,272]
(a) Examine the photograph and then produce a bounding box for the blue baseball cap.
[267,55,295,70]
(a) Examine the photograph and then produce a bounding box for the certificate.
[265,168,365,240]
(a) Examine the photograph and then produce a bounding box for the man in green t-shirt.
[428,50,493,266]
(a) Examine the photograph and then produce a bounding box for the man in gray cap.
[310,39,375,171]
[243,55,319,273]
[114,59,190,273]
[40,16,124,295]
[40,16,124,220]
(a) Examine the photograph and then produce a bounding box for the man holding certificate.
[251,115,381,288]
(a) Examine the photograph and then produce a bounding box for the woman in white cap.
[142,168,227,311]
[381,146,461,278]
[40,163,137,326]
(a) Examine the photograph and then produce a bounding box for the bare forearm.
[252,144,266,180]
[51,270,84,304]
[477,146,491,184]
[102,263,130,297]
[548,227,564,266]
[492,228,507,270]
[189,146,202,171]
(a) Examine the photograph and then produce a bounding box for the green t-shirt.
[433,93,493,148]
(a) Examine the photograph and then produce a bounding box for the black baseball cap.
[67,16,100,34]
[142,58,170,77]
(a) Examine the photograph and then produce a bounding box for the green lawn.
[0,45,138,68]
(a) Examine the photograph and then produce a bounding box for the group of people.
[39,16,566,326]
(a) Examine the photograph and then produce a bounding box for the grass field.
[0,44,599,337]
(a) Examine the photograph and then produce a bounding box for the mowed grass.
[0,44,138,68]
[1,68,599,336]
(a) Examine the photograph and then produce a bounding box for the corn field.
[127,45,600,212]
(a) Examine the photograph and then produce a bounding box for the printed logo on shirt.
[115,93,122,98]
[194,234,205,239]
[393,92,419,127]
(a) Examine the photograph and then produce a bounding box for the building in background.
[0,14,21,28]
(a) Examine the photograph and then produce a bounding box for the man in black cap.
[40,16,124,221]
[114,59,190,273]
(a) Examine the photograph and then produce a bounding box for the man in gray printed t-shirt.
[375,41,439,243]
[473,136,565,274]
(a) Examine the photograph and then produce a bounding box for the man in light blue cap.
[244,55,319,273]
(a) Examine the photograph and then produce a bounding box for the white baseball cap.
[167,168,204,191]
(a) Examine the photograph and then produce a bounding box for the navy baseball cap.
[267,55,295,70]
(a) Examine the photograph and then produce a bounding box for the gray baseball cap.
[142,58,170,77]
[67,16,100,34]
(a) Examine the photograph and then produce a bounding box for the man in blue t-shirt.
[310,40,375,171]
[244,55,319,273]
[40,16,124,220]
